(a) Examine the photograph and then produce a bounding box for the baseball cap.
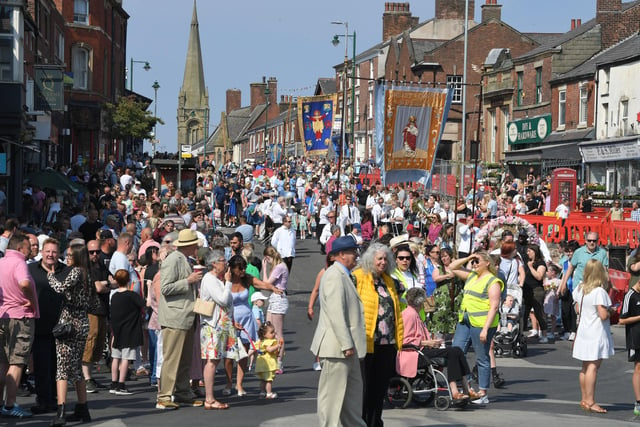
[250,291,269,303]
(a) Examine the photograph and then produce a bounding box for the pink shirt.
[0,249,39,319]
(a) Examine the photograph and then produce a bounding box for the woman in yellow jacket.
[352,243,404,427]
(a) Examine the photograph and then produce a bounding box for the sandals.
[467,389,483,400]
[204,400,229,410]
[580,401,607,414]
[452,392,469,400]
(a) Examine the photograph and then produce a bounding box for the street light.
[129,58,150,91]
[332,21,356,162]
[151,80,160,158]
[264,84,271,167]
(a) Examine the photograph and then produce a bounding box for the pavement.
[6,234,640,426]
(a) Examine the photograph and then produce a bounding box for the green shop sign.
[507,114,551,145]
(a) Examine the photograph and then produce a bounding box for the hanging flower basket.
[473,215,539,251]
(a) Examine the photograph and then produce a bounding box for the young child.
[499,294,520,335]
[247,291,268,371]
[110,269,145,395]
[298,208,308,240]
[289,210,298,239]
[543,263,562,339]
[309,215,317,238]
[255,322,281,399]
[251,291,268,329]
[619,275,640,416]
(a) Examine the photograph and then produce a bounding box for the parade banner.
[375,83,452,186]
[297,94,336,157]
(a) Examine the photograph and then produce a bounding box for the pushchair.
[493,284,528,358]
[386,345,468,411]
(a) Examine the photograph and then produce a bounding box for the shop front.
[579,136,640,196]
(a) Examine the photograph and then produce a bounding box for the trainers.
[527,330,538,338]
[493,373,506,388]
[115,387,133,396]
[538,336,549,344]
[546,332,555,340]
[561,332,570,341]
[109,382,118,394]
[155,400,179,410]
[634,402,640,416]
[1,403,33,418]
[313,362,322,371]
[86,379,98,393]
[568,332,576,341]
[471,394,489,405]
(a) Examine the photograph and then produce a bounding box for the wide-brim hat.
[390,233,410,249]
[175,229,200,247]
[330,236,359,254]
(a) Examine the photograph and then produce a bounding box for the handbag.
[236,335,249,360]
[423,296,437,313]
[52,322,74,339]
[52,296,74,339]
[193,297,215,317]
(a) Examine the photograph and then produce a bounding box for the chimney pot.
[577,18,581,27]
[571,19,576,30]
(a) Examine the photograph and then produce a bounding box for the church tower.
[177,0,209,152]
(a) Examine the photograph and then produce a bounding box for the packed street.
[5,236,637,427]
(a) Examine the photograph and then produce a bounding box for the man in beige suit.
[311,236,367,427]
[155,229,204,410]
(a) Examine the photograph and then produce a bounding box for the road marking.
[495,357,580,370]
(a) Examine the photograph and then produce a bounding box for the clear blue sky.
[125,0,595,154]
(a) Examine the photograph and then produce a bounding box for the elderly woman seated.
[396,287,476,400]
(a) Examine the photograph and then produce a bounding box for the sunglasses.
[89,250,100,254]
[586,239,598,243]
[396,256,412,261]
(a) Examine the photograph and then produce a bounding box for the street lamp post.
[129,58,150,91]
[151,80,160,158]
[332,22,356,162]
[264,84,271,167]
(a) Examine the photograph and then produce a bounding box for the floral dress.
[48,267,92,382]
[374,277,396,345]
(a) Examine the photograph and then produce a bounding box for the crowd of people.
[0,153,637,425]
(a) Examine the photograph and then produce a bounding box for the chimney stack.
[597,0,624,49]
[481,0,501,22]
[226,89,241,115]
[250,76,267,111]
[435,0,475,21]
[382,2,419,41]
[571,19,576,30]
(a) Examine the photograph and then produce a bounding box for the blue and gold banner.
[297,94,336,157]
[375,84,452,186]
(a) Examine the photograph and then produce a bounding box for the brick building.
[498,0,640,177]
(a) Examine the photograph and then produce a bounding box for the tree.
[104,95,163,140]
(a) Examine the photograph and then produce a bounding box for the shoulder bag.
[193,297,215,317]
[52,296,74,339]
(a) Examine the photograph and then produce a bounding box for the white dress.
[572,286,614,361]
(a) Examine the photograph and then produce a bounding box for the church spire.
[177,0,209,148]
[180,0,207,108]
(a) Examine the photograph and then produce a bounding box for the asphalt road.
[8,236,640,426]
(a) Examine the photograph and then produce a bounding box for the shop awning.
[578,136,640,162]
[504,142,582,162]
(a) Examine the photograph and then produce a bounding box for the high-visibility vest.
[459,272,503,328]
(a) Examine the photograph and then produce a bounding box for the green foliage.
[428,279,464,334]
[104,95,163,140]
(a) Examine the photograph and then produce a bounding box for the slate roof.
[551,33,640,83]
[517,0,640,60]
[315,78,336,95]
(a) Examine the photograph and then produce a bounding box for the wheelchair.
[386,345,468,411]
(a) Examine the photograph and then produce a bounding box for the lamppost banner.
[297,94,336,157]
[375,83,453,186]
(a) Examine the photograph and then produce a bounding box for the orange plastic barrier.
[609,220,640,248]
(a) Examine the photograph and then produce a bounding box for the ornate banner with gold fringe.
[375,83,452,186]
[297,94,336,158]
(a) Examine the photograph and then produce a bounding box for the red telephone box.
[550,168,577,210]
